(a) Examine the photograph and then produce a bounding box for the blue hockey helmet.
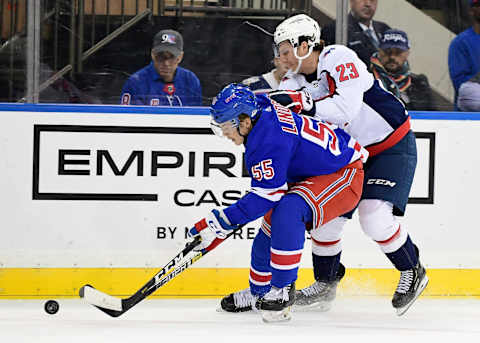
[210,84,258,129]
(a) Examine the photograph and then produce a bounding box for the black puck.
[44,300,59,315]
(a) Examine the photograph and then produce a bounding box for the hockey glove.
[268,89,316,116]
[188,209,237,252]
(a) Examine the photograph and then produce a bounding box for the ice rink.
[1,297,479,343]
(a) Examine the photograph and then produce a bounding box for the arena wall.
[0,104,478,298]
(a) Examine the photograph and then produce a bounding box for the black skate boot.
[293,263,345,312]
[219,288,258,313]
[392,261,429,316]
[256,282,295,323]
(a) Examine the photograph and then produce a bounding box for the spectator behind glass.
[449,0,480,112]
[370,29,436,111]
[321,0,391,66]
[241,45,289,94]
[120,29,202,106]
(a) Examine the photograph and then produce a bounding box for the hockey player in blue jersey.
[267,14,428,316]
[187,83,366,322]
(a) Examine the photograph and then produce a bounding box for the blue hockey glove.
[268,89,316,116]
[188,209,237,252]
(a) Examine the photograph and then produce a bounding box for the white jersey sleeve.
[278,46,374,128]
[313,46,374,126]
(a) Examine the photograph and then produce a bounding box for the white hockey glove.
[187,209,237,252]
[268,88,316,116]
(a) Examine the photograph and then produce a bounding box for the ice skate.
[256,282,295,323]
[392,261,429,316]
[218,288,258,313]
[293,263,345,312]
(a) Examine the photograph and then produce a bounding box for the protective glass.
[210,119,239,138]
[272,43,280,58]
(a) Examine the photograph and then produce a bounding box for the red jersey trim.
[366,117,411,157]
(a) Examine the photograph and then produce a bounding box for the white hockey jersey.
[279,45,411,156]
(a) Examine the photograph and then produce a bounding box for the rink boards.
[0,104,479,298]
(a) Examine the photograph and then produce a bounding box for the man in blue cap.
[448,0,480,111]
[369,29,436,110]
[120,29,202,106]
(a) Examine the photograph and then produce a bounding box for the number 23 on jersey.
[336,62,359,82]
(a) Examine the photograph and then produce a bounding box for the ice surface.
[0,297,479,343]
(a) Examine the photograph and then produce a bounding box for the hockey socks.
[312,252,341,282]
[385,235,419,271]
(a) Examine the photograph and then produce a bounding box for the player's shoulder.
[242,75,262,86]
[256,100,284,132]
[321,44,357,60]
[242,75,270,92]
[319,45,362,70]
[260,98,301,136]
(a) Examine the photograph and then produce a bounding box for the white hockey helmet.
[274,14,321,49]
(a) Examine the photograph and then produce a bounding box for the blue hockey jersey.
[223,95,367,226]
[120,63,202,106]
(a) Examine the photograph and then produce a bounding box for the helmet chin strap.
[291,45,313,74]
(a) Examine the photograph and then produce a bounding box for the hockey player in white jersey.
[220,14,428,316]
[271,14,428,316]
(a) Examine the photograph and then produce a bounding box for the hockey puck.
[44,300,59,315]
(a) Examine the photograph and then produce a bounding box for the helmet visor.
[211,118,239,138]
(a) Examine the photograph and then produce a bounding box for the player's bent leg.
[358,199,428,315]
[289,162,363,313]
[256,194,307,322]
[220,227,272,313]
[294,216,347,312]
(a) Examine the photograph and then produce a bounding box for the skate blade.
[261,306,292,323]
[216,306,257,314]
[292,300,333,312]
[396,275,429,316]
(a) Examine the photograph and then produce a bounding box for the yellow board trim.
[0,268,478,299]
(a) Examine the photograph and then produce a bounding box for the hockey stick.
[79,229,238,317]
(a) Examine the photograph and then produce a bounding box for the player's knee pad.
[310,216,347,256]
[358,199,407,253]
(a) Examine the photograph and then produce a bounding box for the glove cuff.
[213,209,237,231]
[194,218,208,233]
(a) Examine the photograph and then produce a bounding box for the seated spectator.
[321,0,391,66]
[120,29,202,106]
[458,72,480,111]
[449,0,480,111]
[370,29,436,111]
[241,46,289,94]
